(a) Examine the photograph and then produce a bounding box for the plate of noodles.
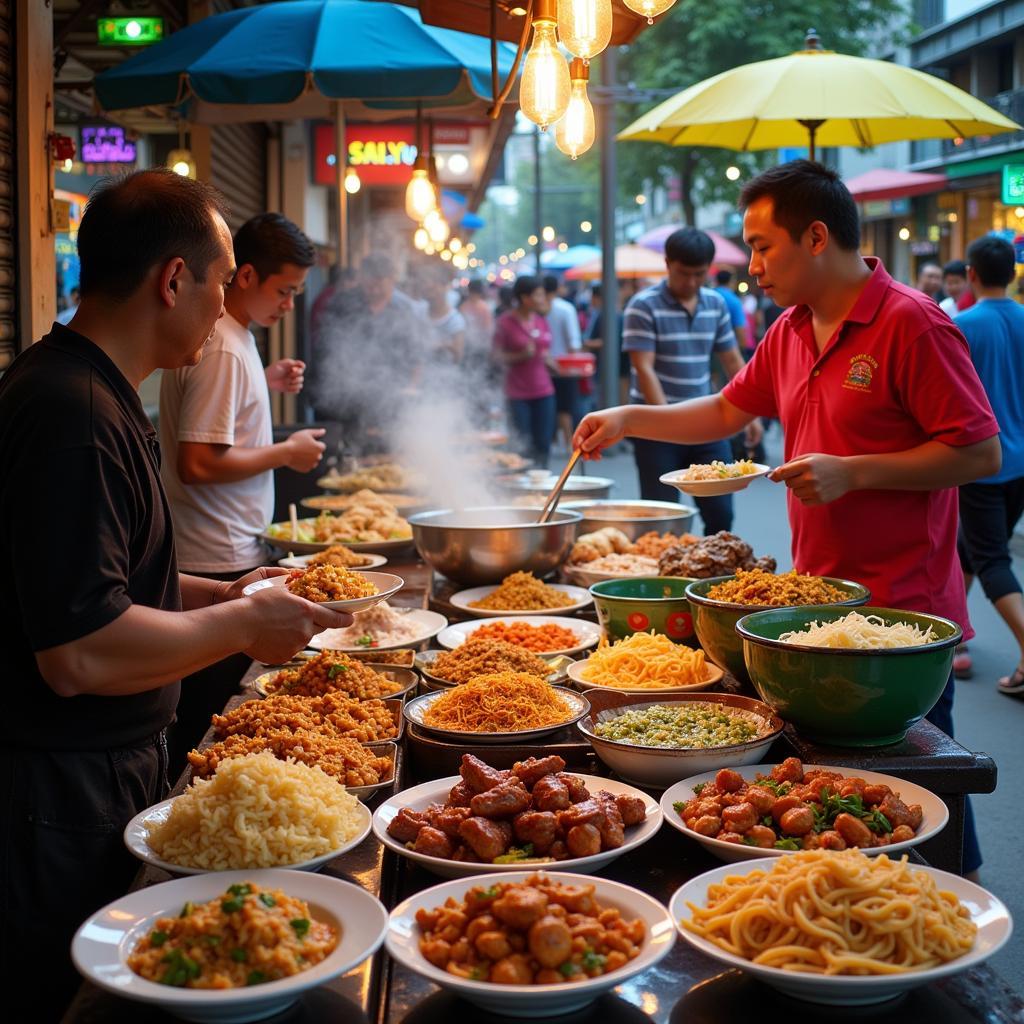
[436,616,602,659]
[660,461,771,498]
[124,751,373,875]
[403,676,591,744]
[661,760,948,863]
[308,605,448,653]
[566,632,724,694]
[72,869,389,1023]
[670,849,1011,1005]
[449,573,592,618]
[415,646,574,690]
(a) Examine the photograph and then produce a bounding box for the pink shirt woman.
[493,309,555,400]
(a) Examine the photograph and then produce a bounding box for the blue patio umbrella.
[94,0,518,116]
[541,244,601,271]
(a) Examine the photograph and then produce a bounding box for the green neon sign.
[1001,163,1024,205]
[97,18,164,46]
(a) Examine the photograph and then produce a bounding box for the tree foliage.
[615,0,908,223]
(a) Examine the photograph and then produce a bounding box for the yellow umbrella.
[565,244,666,280]
[619,30,1021,160]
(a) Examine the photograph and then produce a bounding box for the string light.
[554,58,595,159]
[542,225,556,242]
[621,0,676,25]
[725,165,741,181]
[405,157,437,221]
[413,226,429,251]
[344,167,362,194]
[520,0,571,130]
[580,220,592,232]
[424,208,450,245]
[556,0,612,61]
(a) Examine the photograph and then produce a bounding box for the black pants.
[0,736,169,1021]
[166,566,255,778]
[633,437,734,534]
[957,477,1024,603]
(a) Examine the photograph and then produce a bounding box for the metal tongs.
[537,449,582,524]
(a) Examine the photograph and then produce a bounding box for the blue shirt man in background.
[622,227,761,531]
[955,234,1024,696]
[715,268,749,351]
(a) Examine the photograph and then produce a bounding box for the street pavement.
[570,426,1024,993]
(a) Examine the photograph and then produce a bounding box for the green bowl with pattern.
[685,576,870,684]
[736,605,961,746]
[589,577,699,647]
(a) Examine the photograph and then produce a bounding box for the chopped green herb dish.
[593,703,768,748]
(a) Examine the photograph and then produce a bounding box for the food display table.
[62,557,1017,1023]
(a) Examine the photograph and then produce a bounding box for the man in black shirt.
[0,170,351,1018]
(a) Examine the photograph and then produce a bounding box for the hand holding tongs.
[537,449,582,524]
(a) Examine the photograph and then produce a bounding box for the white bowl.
[659,463,771,497]
[436,615,602,658]
[661,763,949,863]
[670,858,1012,1005]
[123,798,372,876]
[577,693,783,789]
[277,552,388,571]
[403,687,590,744]
[449,583,593,618]
[308,609,448,653]
[565,656,724,695]
[242,571,404,613]
[71,869,389,1023]
[386,870,677,1017]
[372,774,661,878]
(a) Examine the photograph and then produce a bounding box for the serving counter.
[62,556,1017,1024]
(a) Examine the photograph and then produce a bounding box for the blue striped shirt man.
[622,281,737,403]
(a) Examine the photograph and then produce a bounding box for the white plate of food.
[661,760,949,863]
[670,851,1012,1005]
[309,607,448,653]
[262,517,414,556]
[372,761,661,879]
[72,869,388,1023]
[301,492,428,516]
[386,870,676,1017]
[250,664,419,702]
[414,648,575,690]
[436,616,602,659]
[243,570,403,613]
[660,462,771,497]
[277,551,388,571]
[124,796,372,876]
[403,686,590,744]
[449,581,592,618]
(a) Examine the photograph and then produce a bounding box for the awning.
[845,168,948,202]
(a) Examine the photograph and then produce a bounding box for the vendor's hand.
[266,358,306,394]
[770,453,854,506]
[572,408,630,460]
[743,418,764,450]
[241,583,353,664]
[282,428,326,472]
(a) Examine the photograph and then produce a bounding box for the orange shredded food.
[706,568,848,607]
[422,672,573,732]
[468,620,580,652]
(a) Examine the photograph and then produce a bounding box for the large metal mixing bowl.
[564,499,697,540]
[408,506,582,585]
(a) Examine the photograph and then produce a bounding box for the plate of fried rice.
[72,869,388,1022]
[450,572,592,618]
[124,751,373,875]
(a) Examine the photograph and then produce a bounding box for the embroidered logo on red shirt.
[843,353,878,392]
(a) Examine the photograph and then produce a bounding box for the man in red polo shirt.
[573,161,1000,874]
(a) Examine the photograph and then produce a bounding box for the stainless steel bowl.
[564,499,697,540]
[494,473,615,500]
[408,506,582,585]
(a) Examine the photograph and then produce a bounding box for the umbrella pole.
[335,101,348,268]
[798,119,825,163]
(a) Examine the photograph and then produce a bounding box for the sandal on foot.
[997,667,1024,696]
[953,650,973,679]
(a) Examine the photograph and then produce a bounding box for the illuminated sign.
[1002,163,1024,205]
[313,123,476,187]
[81,125,137,164]
[97,17,164,46]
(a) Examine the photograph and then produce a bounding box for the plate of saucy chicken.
[660,757,948,863]
[372,754,661,878]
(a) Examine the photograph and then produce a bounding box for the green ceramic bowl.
[736,605,962,747]
[589,577,698,647]
[685,576,870,684]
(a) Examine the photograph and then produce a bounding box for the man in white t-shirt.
[542,275,584,446]
[159,212,326,768]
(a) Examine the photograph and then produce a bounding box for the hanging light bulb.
[344,167,362,194]
[621,0,676,24]
[554,59,596,159]
[557,0,612,61]
[413,226,430,251]
[424,208,450,245]
[449,237,463,253]
[520,0,571,130]
[405,157,437,221]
